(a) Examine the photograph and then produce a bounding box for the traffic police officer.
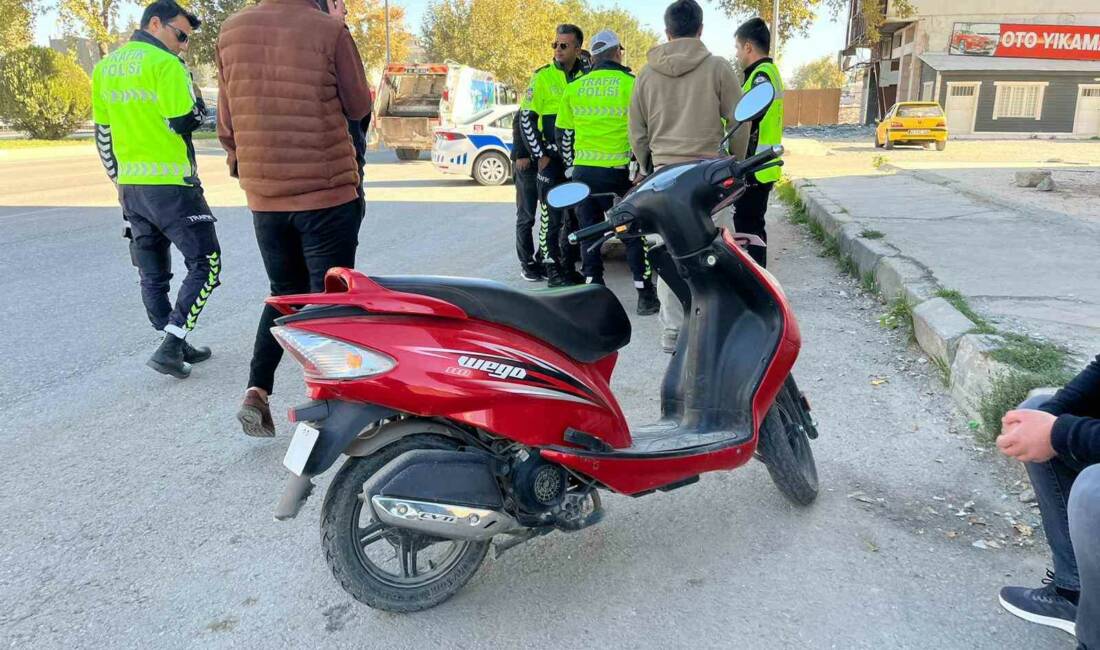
[557,30,659,315]
[733,17,784,268]
[92,0,220,378]
[520,23,588,287]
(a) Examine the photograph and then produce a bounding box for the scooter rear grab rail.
[266,267,469,320]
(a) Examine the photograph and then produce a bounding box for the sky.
[33,0,848,79]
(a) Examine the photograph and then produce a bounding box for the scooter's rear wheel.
[757,378,819,506]
[320,435,490,612]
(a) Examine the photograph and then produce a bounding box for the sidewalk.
[784,136,1099,425]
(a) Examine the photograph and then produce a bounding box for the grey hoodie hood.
[645,38,713,77]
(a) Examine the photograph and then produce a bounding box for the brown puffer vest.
[217,0,362,212]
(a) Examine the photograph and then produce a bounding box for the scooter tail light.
[270,327,396,380]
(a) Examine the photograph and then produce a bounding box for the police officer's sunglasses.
[552,42,572,50]
[166,24,189,43]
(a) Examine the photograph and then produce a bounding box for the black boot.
[585,274,605,285]
[636,283,660,316]
[182,340,212,364]
[147,333,191,379]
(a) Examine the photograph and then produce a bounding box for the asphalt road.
[0,146,1070,649]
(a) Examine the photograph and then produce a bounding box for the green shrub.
[0,47,91,140]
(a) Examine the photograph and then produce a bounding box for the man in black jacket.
[512,110,542,281]
[997,354,1099,649]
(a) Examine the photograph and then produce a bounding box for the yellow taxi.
[875,101,948,151]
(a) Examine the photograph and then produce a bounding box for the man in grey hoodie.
[629,0,747,352]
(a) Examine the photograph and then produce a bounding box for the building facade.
[842,0,1100,136]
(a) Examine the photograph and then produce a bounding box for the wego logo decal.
[458,355,528,380]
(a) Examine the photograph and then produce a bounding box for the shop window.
[922,82,933,100]
[993,82,1048,120]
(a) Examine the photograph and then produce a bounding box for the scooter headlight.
[270,327,396,380]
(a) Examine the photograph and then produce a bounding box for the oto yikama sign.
[950,23,1100,61]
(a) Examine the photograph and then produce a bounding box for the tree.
[0,0,38,57]
[345,0,413,72]
[421,0,659,90]
[59,0,131,60]
[183,0,256,69]
[0,46,92,138]
[710,0,913,47]
[578,5,658,73]
[791,54,844,89]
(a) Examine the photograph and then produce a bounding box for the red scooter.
[268,84,818,612]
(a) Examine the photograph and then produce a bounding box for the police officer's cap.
[590,30,624,56]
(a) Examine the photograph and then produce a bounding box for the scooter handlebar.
[568,220,616,244]
[733,145,784,179]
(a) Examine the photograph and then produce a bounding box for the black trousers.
[514,169,540,270]
[248,198,363,394]
[535,158,578,269]
[572,166,651,284]
[732,182,773,268]
[121,184,221,333]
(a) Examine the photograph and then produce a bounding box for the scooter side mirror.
[547,182,591,209]
[718,83,777,153]
[733,81,776,123]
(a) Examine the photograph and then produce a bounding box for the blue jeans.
[1070,465,1100,648]
[1020,396,1099,647]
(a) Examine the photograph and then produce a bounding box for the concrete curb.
[790,178,1009,423]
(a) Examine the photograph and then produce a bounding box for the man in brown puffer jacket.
[216,0,372,438]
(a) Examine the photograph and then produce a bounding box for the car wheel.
[874,133,883,148]
[472,151,509,186]
[936,140,946,152]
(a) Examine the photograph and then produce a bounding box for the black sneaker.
[562,269,585,286]
[636,284,660,316]
[521,266,545,282]
[546,264,568,288]
[182,340,212,364]
[147,333,192,379]
[999,572,1078,637]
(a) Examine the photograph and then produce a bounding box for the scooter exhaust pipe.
[364,448,522,541]
[371,496,521,541]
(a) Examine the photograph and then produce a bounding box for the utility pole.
[771,0,780,58]
[385,0,393,64]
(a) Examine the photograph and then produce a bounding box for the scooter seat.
[374,276,631,363]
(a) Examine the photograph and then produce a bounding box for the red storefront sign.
[950,22,1100,61]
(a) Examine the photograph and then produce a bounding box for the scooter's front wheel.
[320,435,490,612]
[757,378,819,506]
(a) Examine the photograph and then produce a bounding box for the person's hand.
[515,157,531,172]
[326,0,347,20]
[538,155,551,171]
[997,409,1058,463]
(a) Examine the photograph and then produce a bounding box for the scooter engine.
[510,452,567,513]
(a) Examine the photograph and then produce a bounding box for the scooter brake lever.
[586,231,615,254]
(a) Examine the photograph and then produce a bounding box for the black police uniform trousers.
[572,166,651,284]
[515,165,541,271]
[535,156,579,271]
[732,181,773,268]
[248,197,364,395]
[121,184,221,334]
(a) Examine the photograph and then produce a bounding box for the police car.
[431,104,518,186]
